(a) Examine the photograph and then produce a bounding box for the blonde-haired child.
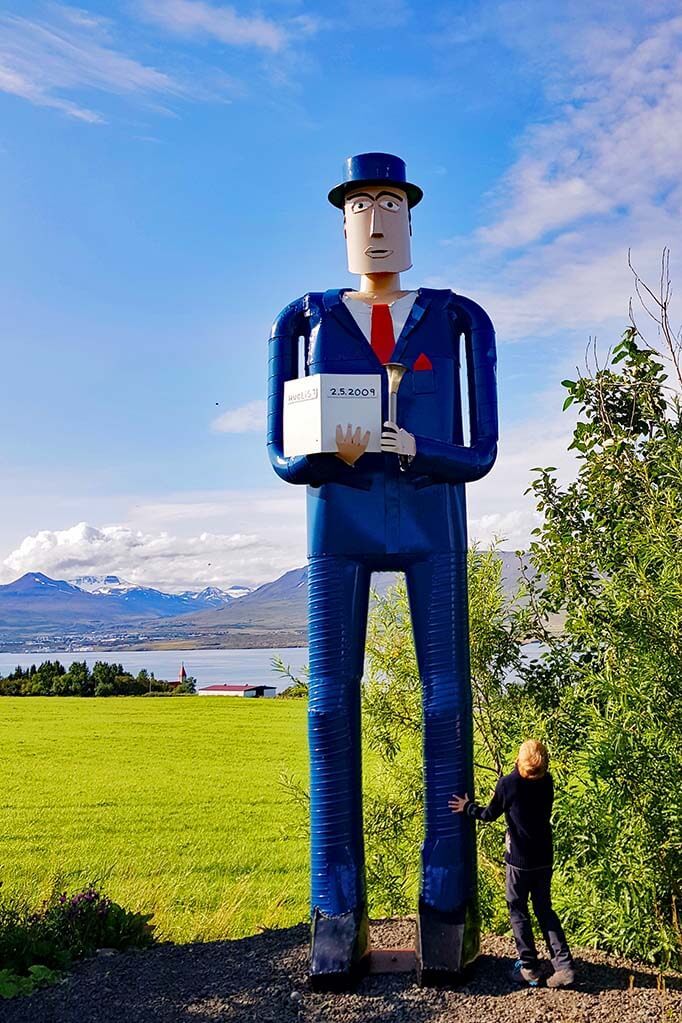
[518,738,549,778]
[449,740,574,987]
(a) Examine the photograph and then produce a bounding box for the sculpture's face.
[343,184,412,275]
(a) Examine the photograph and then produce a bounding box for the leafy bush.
[0,966,62,1000]
[521,322,682,966]
[0,885,155,997]
[273,656,309,698]
[94,681,116,697]
[173,676,198,694]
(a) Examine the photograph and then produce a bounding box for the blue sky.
[0,0,679,589]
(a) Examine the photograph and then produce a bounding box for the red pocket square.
[414,353,433,371]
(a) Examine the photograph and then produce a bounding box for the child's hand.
[448,793,469,813]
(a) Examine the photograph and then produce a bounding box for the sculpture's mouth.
[365,247,393,258]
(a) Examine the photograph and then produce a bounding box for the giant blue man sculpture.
[267,154,498,988]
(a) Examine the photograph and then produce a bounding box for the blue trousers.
[308,552,476,920]
[506,865,573,970]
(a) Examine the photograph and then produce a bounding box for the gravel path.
[0,919,679,1023]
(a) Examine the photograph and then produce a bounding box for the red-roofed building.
[197,683,276,698]
[167,663,188,690]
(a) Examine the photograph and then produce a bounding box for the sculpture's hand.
[448,793,470,814]
[335,423,371,466]
[381,421,416,460]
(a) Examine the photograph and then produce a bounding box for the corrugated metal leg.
[406,552,480,982]
[308,555,371,982]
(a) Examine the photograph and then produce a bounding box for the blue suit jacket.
[267,288,498,558]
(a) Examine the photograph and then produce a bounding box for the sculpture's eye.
[378,197,402,212]
[349,197,372,213]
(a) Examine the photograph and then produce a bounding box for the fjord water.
[0,647,309,693]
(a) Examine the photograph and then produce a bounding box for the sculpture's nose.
[370,206,384,238]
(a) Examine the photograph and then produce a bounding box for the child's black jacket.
[466,766,554,869]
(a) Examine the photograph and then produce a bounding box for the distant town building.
[197,683,276,698]
[167,663,187,690]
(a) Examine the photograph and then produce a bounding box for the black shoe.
[309,906,369,991]
[416,899,478,987]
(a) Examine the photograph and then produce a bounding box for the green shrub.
[0,885,155,997]
[273,656,309,698]
[522,324,682,966]
[0,966,62,1000]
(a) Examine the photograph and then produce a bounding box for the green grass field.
[0,698,310,943]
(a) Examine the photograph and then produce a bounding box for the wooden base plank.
[367,948,416,974]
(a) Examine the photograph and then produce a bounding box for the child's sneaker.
[547,967,575,988]
[510,959,541,986]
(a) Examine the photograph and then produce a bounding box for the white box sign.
[283,373,383,457]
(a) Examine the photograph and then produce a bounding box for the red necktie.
[370,303,395,364]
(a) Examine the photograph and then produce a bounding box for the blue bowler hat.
[328,152,423,209]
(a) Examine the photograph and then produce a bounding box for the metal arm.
[266,298,321,486]
[410,293,498,484]
[267,296,360,488]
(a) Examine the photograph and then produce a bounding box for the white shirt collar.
[342,291,418,344]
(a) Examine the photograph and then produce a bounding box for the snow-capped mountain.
[178,586,235,608]
[178,585,251,606]
[69,576,248,614]
[0,572,250,638]
[0,570,289,649]
[70,575,135,594]
[0,556,532,651]
[5,572,83,596]
[68,578,195,616]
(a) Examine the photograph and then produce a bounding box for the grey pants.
[506,864,573,970]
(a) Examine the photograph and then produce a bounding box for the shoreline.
[0,634,308,655]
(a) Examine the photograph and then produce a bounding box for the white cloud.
[437,9,681,347]
[0,410,579,591]
[437,9,680,550]
[469,509,540,550]
[59,8,106,31]
[0,415,580,593]
[477,167,612,252]
[0,6,184,122]
[468,412,577,550]
[0,487,308,590]
[137,0,289,51]
[211,399,266,433]
[469,229,672,342]
[3,521,257,585]
[476,13,682,253]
